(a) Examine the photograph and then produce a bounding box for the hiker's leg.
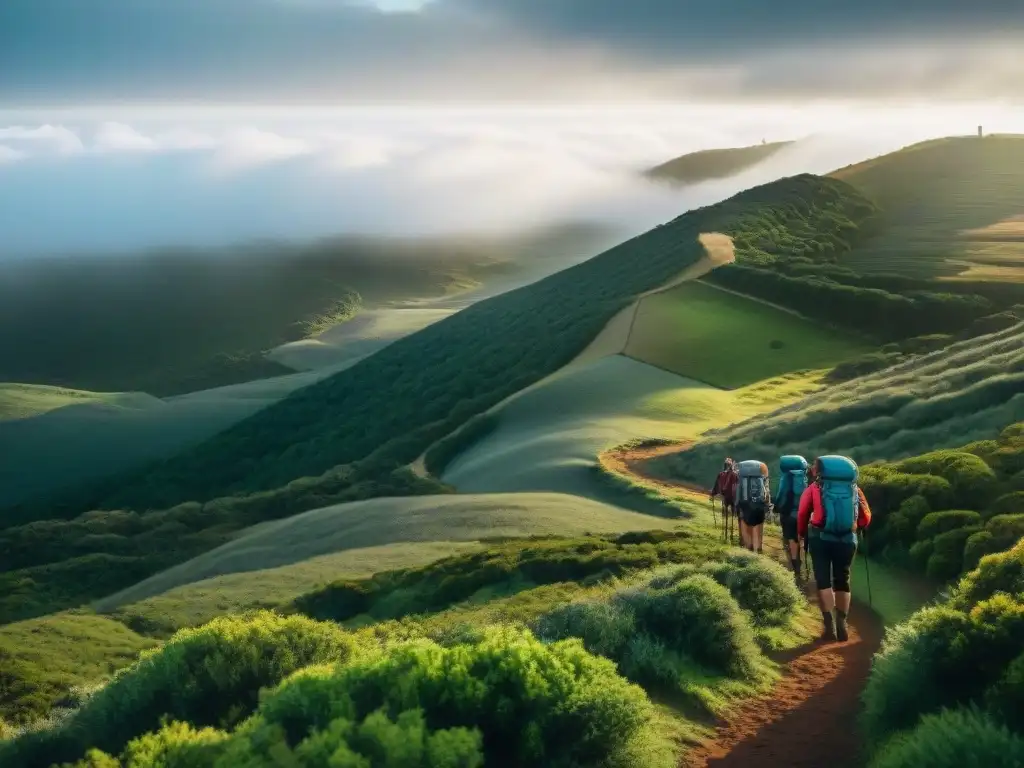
[809,536,836,639]
[753,523,764,553]
[833,540,857,641]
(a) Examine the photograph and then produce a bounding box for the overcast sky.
[2,0,1022,104]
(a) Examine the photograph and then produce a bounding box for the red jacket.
[712,470,738,502]
[797,483,871,539]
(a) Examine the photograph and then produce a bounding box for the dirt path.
[603,440,885,768]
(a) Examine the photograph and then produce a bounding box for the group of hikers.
[709,454,872,643]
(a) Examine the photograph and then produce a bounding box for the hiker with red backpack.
[710,458,738,541]
[797,456,872,642]
[774,455,809,583]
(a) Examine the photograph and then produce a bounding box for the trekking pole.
[803,536,810,582]
[860,530,873,608]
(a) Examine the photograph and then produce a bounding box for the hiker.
[710,458,738,543]
[797,456,872,642]
[774,455,809,583]
[735,460,771,553]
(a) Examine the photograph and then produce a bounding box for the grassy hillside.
[645,322,1024,488]
[442,354,823,498]
[701,137,1024,346]
[831,136,1024,281]
[645,141,794,186]
[623,282,868,387]
[0,366,345,515]
[0,223,612,396]
[0,174,878,625]
[94,493,678,610]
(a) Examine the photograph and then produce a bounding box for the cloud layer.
[2,0,1022,103]
[2,103,1021,256]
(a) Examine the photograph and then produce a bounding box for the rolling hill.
[0,222,616,396]
[0,173,877,624]
[645,141,794,186]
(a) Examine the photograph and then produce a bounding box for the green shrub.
[624,575,760,679]
[69,721,230,768]
[895,451,998,509]
[963,530,998,572]
[926,526,983,581]
[885,495,932,546]
[860,469,953,519]
[985,652,1024,732]
[217,708,484,768]
[916,510,982,541]
[699,551,803,627]
[862,594,1024,743]
[7,613,354,767]
[617,634,684,691]
[908,539,933,569]
[869,707,1024,768]
[533,601,636,659]
[991,493,1024,517]
[949,538,1024,610]
[251,628,656,768]
[1009,471,1024,493]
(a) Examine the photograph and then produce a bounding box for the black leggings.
[809,536,857,593]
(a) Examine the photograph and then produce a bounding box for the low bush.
[69,721,230,768]
[295,532,715,625]
[917,510,982,542]
[0,612,354,767]
[985,651,1024,732]
[884,495,932,546]
[248,628,658,768]
[863,593,1024,743]
[991,493,1024,517]
[216,708,484,768]
[925,526,983,582]
[964,530,997,572]
[868,707,1024,768]
[949,538,1024,610]
[894,451,998,509]
[534,601,636,659]
[625,575,760,679]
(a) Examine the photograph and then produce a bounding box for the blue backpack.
[776,455,808,516]
[817,455,860,541]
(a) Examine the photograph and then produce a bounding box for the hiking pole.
[803,536,810,583]
[860,530,873,608]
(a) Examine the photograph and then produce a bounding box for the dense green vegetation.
[645,141,793,186]
[0,533,809,768]
[647,322,1024,488]
[856,422,1023,582]
[623,281,868,388]
[422,413,499,477]
[0,224,607,396]
[293,531,724,625]
[862,539,1024,767]
[0,174,878,624]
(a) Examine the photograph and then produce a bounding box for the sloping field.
[95,492,676,608]
[623,281,869,388]
[831,136,1024,280]
[443,353,823,497]
[646,322,1024,486]
[0,384,153,422]
[0,366,345,512]
[646,141,794,186]
[268,307,455,371]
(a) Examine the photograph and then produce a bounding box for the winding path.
[601,441,885,768]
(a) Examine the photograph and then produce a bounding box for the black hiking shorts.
[739,501,766,527]
[780,512,798,542]
[809,535,857,593]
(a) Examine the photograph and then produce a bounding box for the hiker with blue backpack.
[735,460,771,553]
[797,456,873,642]
[774,455,809,583]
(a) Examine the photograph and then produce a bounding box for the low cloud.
[0,103,1021,256]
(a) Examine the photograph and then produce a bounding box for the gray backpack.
[736,460,770,509]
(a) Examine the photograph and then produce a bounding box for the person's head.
[723,457,734,471]
[811,458,824,484]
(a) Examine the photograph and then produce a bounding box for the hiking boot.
[820,611,836,642]
[836,612,849,642]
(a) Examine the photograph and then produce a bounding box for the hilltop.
[645,141,794,186]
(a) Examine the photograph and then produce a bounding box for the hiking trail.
[602,441,886,768]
